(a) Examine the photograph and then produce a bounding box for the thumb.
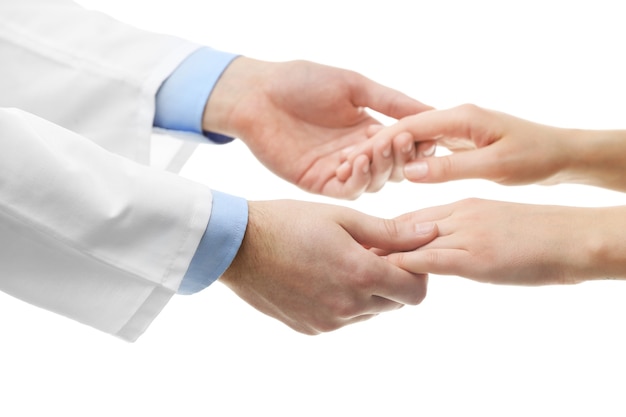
[354,76,433,119]
[342,212,438,253]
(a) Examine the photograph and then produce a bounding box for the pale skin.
[199,57,436,333]
[340,103,626,191]
[346,104,626,285]
[388,198,626,286]
[203,57,433,199]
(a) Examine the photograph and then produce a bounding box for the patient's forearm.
[561,129,626,192]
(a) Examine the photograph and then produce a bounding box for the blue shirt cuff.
[154,47,239,144]
[178,191,248,295]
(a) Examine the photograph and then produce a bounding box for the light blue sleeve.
[154,47,248,294]
[178,191,248,295]
[154,47,239,143]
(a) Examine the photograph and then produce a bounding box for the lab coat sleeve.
[0,0,200,165]
[0,108,213,342]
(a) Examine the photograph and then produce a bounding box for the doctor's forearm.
[0,0,197,161]
[0,108,212,341]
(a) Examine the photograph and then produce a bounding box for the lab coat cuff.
[154,47,239,144]
[178,191,248,294]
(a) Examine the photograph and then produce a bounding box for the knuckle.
[352,270,378,294]
[390,251,408,268]
[457,197,483,208]
[311,314,344,333]
[456,103,482,118]
[381,218,401,239]
[424,250,441,269]
[316,321,343,334]
[438,154,456,178]
[330,296,362,320]
[406,282,428,305]
[308,294,363,333]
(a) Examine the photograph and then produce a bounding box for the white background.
[2,1,626,416]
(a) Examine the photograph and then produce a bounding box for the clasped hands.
[339,104,626,287]
[206,57,626,335]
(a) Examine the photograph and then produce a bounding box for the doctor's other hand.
[342,104,626,192]
[219,200,437,334]
[202,57,432,200]
[386,198,626,286]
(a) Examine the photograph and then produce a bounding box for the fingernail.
[421,144,436,157]
[403,142,414,154]
[405,161,428,179]
[415,222,435,235]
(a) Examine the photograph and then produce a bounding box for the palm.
[231,60,428,199]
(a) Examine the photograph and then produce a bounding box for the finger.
[333,307,401,331]
[393,140,436,182]
[343,210,439,253]
[366,124,384,138]
[335,159,353,182]
[338,296,405,322]
[339,145,356,162]
[370,269,429,306]
[365,135,395,192]
[339,212,434,305]
[392,203,455,225]
[338,129,398,182]
[417,140,437,157]
[326,154,371,199]
[385,104,482,141]
[338,124,385,163]
[387,249,470,278]
[352,296,404,318]
[403,146,499,183]
[353,75,433,118]
[313,298,406,333]
[389,132,416,181]
[366,104,488,157]
[339,139,377,168]
[340,313,379,328]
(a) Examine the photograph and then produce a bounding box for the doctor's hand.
[218,200,437,334]
[386,198,626,286]
[202,57,432,199]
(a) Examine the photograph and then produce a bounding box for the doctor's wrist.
[202,56,273,139]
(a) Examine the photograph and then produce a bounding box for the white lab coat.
[0,0,215,341]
